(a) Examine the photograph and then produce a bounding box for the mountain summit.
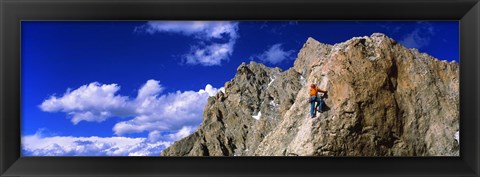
[161,33,459,156]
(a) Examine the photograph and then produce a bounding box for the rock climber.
[309,83,327,118]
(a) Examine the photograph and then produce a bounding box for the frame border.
[1,0,479,176]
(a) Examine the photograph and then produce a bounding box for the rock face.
[161,33,459,156]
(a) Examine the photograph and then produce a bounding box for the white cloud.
[399,22,435,49]
[113,83,222,135]
[199,84,224,96]
[147,126,197,142]
[136,21,239,66]
[39,82,131,124]
[251,43,295,65]
[22,130,171,156]
[184,42,235,66]
[136,80,164,101]
[140,21,238,40]
[167,126,197,141]
[39,80,224,139]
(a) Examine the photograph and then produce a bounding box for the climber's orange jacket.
[310,87,319,97]
[310,86,326,97]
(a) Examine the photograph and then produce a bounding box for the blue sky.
[21,21,459,156]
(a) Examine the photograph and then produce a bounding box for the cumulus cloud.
[33,80,225,156]
[139,21,238,40]
[39,82,131,124]
[136,21,239,66]
[113,84,220,135]
[115,83,222,136]
[136,80,164,101]
[39,80,223,136]
[22,130,171,156]
[201,84,225,95]
[184,42,235,66]
[251,43,295,65]
[399,22,435,49]
[147,126,197,142]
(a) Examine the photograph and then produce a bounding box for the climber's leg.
[310,97,316,118]
[318,98,324,113]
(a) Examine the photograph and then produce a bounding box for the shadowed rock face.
[161,33,459,156]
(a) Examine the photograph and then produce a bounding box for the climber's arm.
[317,88,327,93]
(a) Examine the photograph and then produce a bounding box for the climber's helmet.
[310,84,316,88]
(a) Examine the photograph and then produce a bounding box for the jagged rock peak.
[237,61,283,74]
[162,33,459,157]
[162,60,302,156]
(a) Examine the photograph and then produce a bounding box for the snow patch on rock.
[252,111,262,120]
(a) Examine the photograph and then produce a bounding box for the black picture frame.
[1,0,479,176]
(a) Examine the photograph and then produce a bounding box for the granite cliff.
[161,33,459,156]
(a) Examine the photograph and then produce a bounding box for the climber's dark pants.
[310,96,323,117]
